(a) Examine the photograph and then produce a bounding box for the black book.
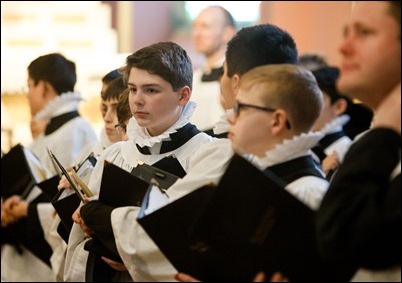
[1,143,47,199]
[138,154,347,282]
[99,161,150,208]
[83,161,152,262]
[37,175,60,200]
[131,159,181,191]
[36,175,77,243]
[137,184,215,274]
[51,189,81,242]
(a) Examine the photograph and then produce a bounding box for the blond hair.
[239,64,323,133]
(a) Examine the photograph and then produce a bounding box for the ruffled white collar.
[33,91,82,121]
[252,131,324,170]
[213,109,233,135]
[126,101,197,147]
[319,114,350,135]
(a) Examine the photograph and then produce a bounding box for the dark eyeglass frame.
[233,102,291,129]
[114,123,127,133]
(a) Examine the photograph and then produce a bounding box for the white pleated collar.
[126,101,197,148]
[319,114,350,135]
[253,131,324,169]
[33,91,82,121]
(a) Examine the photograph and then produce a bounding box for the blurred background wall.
[1,1,352,152]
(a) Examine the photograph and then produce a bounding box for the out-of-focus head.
[221,24,298,108]
[337,1,401,110]
[115,89,131,141]
[192,5,236,57]
[27,53,76,115]
[101,77,127,143]
[101,69,122,96]
[28,53,76,95]
[298,53,328,71]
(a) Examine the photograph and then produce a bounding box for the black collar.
[263,155,324,184]
[312,131,347,161]
[201,66,223,82]
[45,111,80,135]
[214,132,228,139]
[136,123,201,155]
[318,131,346,149]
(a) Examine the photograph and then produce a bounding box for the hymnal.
[99,161,150,208]
[83,161,153,263]
[138,154,344,282]
[1,143,47,199]
[37,175,60,200]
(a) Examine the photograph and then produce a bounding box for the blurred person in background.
[189,5,236,135]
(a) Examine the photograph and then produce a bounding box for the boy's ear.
[43,81,57,101]
[271,110,289,135]
[232,74,241,97]
[178,86,191,106]
[332,98,348,116]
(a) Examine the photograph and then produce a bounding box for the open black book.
[1,143,47,199]
[138,154,347,282]
[83,161,153,263]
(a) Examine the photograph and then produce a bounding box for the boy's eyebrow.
[127,82,161,88]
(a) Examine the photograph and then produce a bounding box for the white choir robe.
[111,132,328,281]
[63,129,213,282]
[1,116,97,282]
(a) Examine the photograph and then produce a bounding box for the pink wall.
[261,1,352,66]
[128,1,173,51]
[118,1,352,67]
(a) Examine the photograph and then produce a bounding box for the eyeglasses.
[234,102,277,117]
[233,102,291,129]
[114,123,127,134]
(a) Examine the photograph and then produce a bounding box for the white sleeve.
[112,139,234,281]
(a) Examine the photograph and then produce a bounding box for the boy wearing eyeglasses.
[228,64,327,208]
[175,63,328,282]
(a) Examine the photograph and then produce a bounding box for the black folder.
[100,161,150,208]
[83,161,152,263]
[36,175,77,243]
[37,175,60,200]
[1,143,46,199]
[51,189,81,241]
[138,154,345,282]
[131,159,181,191]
